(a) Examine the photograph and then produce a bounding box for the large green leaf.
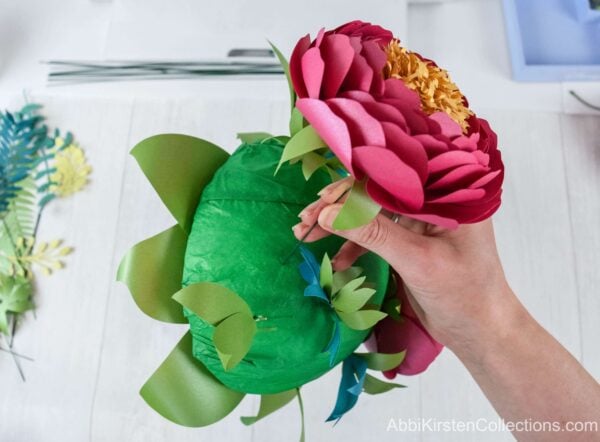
[240,389,297,425]
[117,225,187,323]
[268,41,296,111]
[332,180,381,230]
[131,134,229,233]
[173,282,257,371]
[140,332,244,427]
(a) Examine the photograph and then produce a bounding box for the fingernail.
[318,205,341,229]
[298,200,319,218]
[317,187,329,197]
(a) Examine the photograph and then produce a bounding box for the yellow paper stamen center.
[384,40,473,132]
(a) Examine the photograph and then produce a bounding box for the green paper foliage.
[131,134,229,233]
[268,41,296,112]
[318,254,387,332]
[173,282,257,371]
[0,273,33,334]
[117,225,187,324]
[237,132,274,144]
[241,389,298,425]
[363,374,406,395]
[140,332,245,427]
[332,179,381,230]
[355,350,406,371]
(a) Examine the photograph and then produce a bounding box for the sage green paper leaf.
[240,389,297,425]
[331,266,363,294]
[289,107,305,136]
[301,152,327,180]
[237,132,273,144]
[117,225,187,324]
[320,253,333,294]
[332,179,381,230]
[355,350,406,371]
[140,332,244,427]
[268,41,295,111]
[131,134,229,233]
[337,309,387,330]
[172,282,252,324]
[333,287,376,313]
[275,125,327,174]
[0,275,33,334]
[214,312,257,371]
[363,374,406,394]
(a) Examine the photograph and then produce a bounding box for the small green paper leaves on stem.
[336,309,387,331]
[354,350,406,371]
[0,274,33,334]
[241,389,298,425]
[289,107,305,136]
[362,374,406,395]
[237,132,274,144]
[131,134,229,234]
[140,332,244,427]
[117,225,187,324]
[332,179,381,230]
[173,282,257,371]
[275,125,327,174]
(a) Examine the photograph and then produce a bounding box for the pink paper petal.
[429,188,486,204]
[362,40,387,95]
[381,122,428,183]
[429,112,463,138]
[296,98,354,174]
[428,151,478,174]
[327,98,385,147]
[315,28,325,47]
[360,101,407,131]
[383,78,422,109]
[289,34,311,98]
[427,163,486,190]
[353,145,424,210]
[340,90,376,102]
[320,34,355,98]
[452,132,480,151]
[472,150,490,166]
[468,169,501,189]
[414,134,450,156]
[301,47,325,99]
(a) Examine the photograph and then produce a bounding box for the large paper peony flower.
[286,21,504,229]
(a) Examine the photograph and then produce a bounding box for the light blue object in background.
[503,0,600,81]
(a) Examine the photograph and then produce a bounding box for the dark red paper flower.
[289,21,504,229]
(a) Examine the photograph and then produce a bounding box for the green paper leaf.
[333,287,376,314]
[289,107,304,136]
[337,309,387,330]
[237,132,273,144]
[172,282,253,324]
[354,350,406,371]
[331,266,363,295]
[363,374,406,395]
[268,41,296,111]
[214,312,257,371]
[117,225,187,324]
[382,296,402,322]
[140,332,244,427]
[275,125,326,174]
[241,389,297,425]
[319,253,333,295]
[332,180,381,230]
[301,152,327,180]
[131,134,229,233]
[0,274,33,334]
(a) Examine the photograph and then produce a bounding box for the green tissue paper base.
[182,139,389,394]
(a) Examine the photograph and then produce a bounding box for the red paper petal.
[428,163,487,190]
[429,188,486,204]
[296,98,354,174]
[353,145,424,210]
[290,34,311,98]
[320,34,355,98]
[327,98,386,147]
[468,169,502,189]
[428,151,478,174]
[381,122,428,183]
[414,134,450,156]
[383,78,422,109]
[341,53,374,92]
[301,47,325,99]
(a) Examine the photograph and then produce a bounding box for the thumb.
[317,203,428,271]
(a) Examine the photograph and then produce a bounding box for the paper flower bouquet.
[117,21,504,440]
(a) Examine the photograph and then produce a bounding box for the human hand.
[292,178,520,352]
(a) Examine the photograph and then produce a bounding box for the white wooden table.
[1,1,599,441]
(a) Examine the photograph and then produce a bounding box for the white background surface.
[1,0,599,441]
